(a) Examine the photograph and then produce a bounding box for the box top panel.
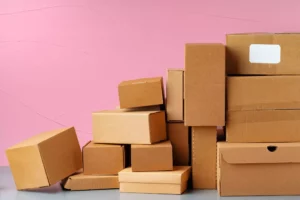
[92,110,162,115]
[132,140,171,149]
[119,77,162,87]
[84,141,123,148]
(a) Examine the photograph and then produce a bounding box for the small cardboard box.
[118,77,164,109]
[119,166,191,194]
[131,141,173,172]
[217,142,300,196]
[185,43,225,126]
[92,110,167,144]
[6,127,82,190]
[226,33,300,75]
[83,141,125,175]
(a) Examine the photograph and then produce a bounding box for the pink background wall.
[0,0,299,165]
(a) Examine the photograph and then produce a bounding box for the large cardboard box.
[119,166,191,194]
[226,33,300,75]
[118,77,164,109]
[217,142,300,196]
[92,110,167,144]
[131,141,173,172]
[6,127,82,190]
[185,44,225,126]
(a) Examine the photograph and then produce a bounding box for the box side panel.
[149,112,167,143]
[120,182,183,194]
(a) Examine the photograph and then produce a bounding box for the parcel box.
[226,33,300,75]
[6,127,82,190]
[185,43,225,126]
[92,110,167,144]
[218,142,300,196]
[119,166,191,194]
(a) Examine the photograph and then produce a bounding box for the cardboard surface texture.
[6,127,82,190]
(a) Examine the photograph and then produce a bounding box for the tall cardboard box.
[185,44,225,126]
[6,127,82,190]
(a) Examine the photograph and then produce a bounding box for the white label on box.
[249,44,281,64]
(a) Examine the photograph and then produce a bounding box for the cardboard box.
[185,43,225,126]
[131,141,173,172]
[6,127,82,190]
[217,142,300,196]
[166,69,184,121]
[92,110,167,144]
[119,166,191,194]
[167,123,189,165]
[83,141,125,175]
[192,127,217,189]
[118,77,164,109]
[226,33,300,75]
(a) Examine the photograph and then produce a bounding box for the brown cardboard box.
[131,141,173,172]
[119,166,191,194]
[6,127,82,190]
[226,33,300,75]
[167,123,189,165]
[118,77,164,109]
[92,110,167,144]
[166,69,184,121]
[192,127,217,189]
[217,142,300,196]
[83,141,125,175]
[185,43,225,126]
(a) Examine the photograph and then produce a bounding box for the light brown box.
[92,110,167,144]
[6,127,82,190]
[166,69,184,121]
[119,166,191,194]
[192,127,217,189]
[131,141,173,172]
[226,33,300,75]
[118,77,164,109]
[83,141,125,175]
[185,44,225,126]
[167,123,189,166]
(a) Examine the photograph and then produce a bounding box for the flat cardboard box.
[217,142,300,196]
[92,110,167,144]
[83,141,125,175]
[167,123,189,165]
[119,166,191,194]
[166,69,184,121]
[6,127,82,190]
[226,33,300,75]
[192,127,217,189]
[131,141,173,172]
[185,43,225,126]
[118,77,164,109]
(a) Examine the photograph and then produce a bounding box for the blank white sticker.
[249,44,281,64]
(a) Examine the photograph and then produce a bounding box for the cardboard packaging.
[119,166,191,194]
[118,77,164,109]
[92,110,167,144]
[6,127,82,190]
[226,33,300,75]
[185,43,225,126]
[218,142,300,196]
[131,141,173,172]
[83,141,125,175]
[192,127,217,189]
[166,69,184,121]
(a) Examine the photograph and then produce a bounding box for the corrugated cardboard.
[166,69,184,121]
[131,141,173,172]
[217,142,300,196]
[185,43,225,126]
[192,127,217,189]
[83,141,125,175]
[92,110,167,144]
[119,166,191,194]
[118,77,164,109]
[167,123,189,165]
[226,33,300,75]
[6,127,82,190]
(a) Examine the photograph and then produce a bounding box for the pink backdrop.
[1,0,299,165]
